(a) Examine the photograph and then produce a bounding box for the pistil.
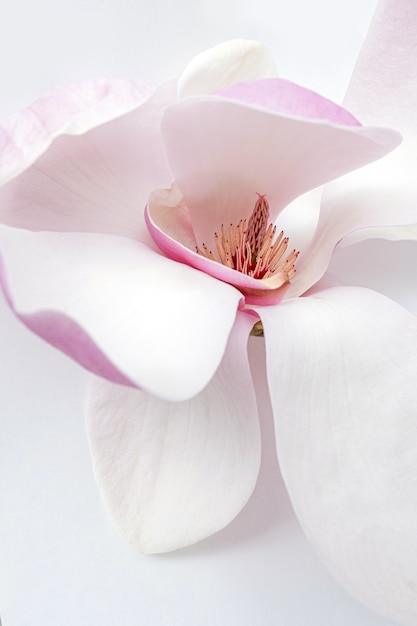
[196,194,299,287]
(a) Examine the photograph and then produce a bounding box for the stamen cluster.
[196,194,299,283]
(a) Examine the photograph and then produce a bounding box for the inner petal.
[146,186,298,306]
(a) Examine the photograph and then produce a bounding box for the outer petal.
[86,310,260,553]
[161,88,400,251]
[0,226,242,401]
[177,39,277,99]
[258,286,417,625]
[344,0,417,136]
[0,80,176,240]
[302,0,417,266]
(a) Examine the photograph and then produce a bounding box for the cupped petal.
[258,286,417,625]
[161,89,400,251]
[145,187,290,305]
[178,39,277,99]
[86,310,261,553]
[0,80,176,240]
[0,226,242,401]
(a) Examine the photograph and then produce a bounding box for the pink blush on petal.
[0,256,135,387]
[214,78,362,126]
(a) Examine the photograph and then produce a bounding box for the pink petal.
[161,90,400,251]
[86,311,260,553]
[0,226,242,401]
[258,286,417,624]
[178,39,277,99]
[0,80,176,240]
[214,78,360,125]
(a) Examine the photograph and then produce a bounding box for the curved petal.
[297,0,417,275]
[0,226,242,401]
[344,0,417,135]
[177,39,277,99]
[86,310,260,553]
[0,80,176,240]
[0,78,150,182]
[161,92,400,251]
[145,188,290,305]
[290,140,416,297]
[258,286,417,625]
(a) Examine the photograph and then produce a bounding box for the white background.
[1,0,413,624]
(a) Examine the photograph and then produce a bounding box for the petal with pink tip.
[0,226,242,401]
[161,90,400,250]
[86,311,260,553]
[0,80,176,240]
[178,39,277,99]
[214,78,360,125]
[259,286,417,625]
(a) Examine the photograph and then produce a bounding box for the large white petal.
[258,286,417,625]
[0,226,242,401]
[86,310,260,553]
[178,39,277,99]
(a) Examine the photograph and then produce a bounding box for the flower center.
[195,194,299,287]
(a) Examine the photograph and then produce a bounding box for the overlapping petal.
[258,286,417,625]
[177,39,277,99]
[290,0,417,296]
[0,80,176,240]
[86,311,260,553]
[161,83,400,251]
[0,226,242,401]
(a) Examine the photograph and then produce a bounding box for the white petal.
[86,311,260,553]
[0,226,242,401]
[178,39,277,99]
[258,286,417,625]
[318,0,417,251]
[344,0,417,134]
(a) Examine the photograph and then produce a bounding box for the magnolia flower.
[1,1,417,624]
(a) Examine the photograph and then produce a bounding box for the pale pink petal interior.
[0,81,176,240]
[145,192,290,305]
